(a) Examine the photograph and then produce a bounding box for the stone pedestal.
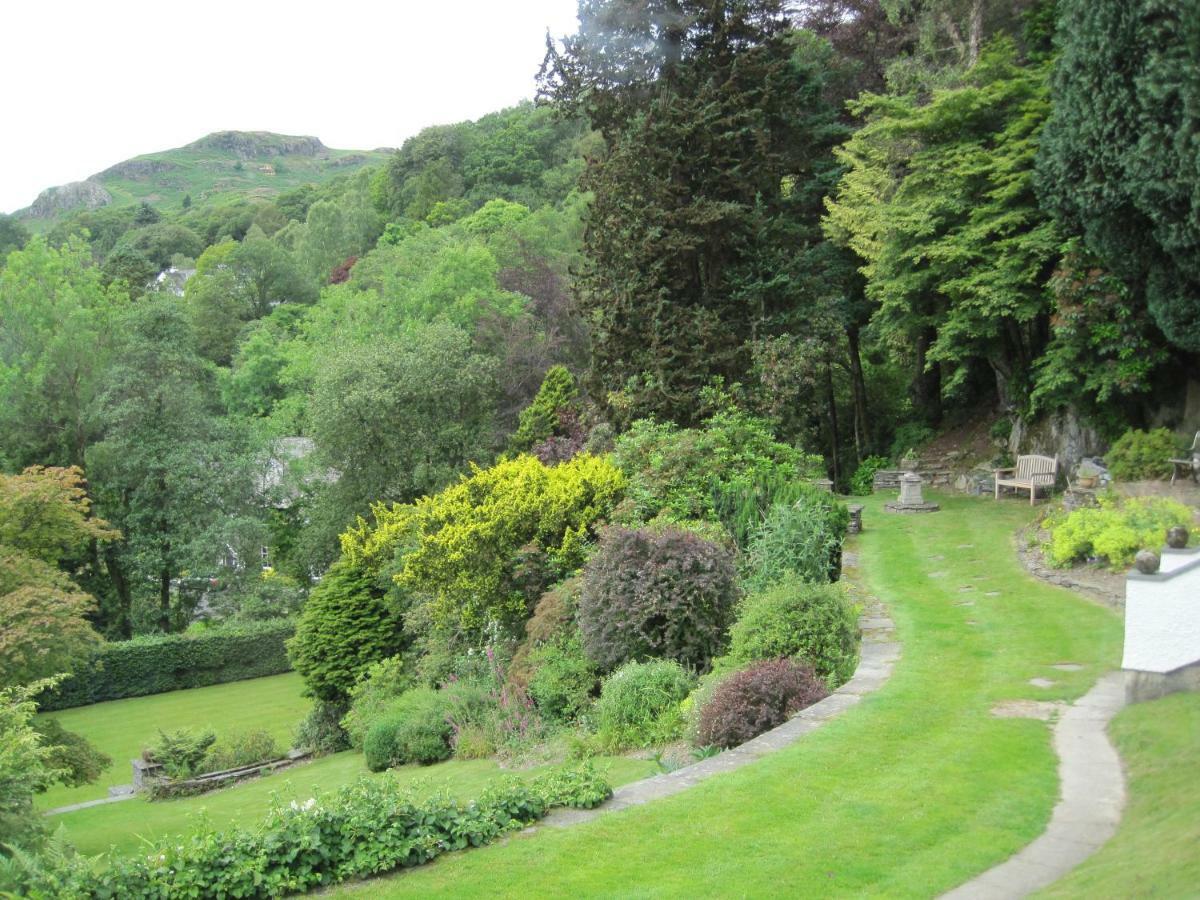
[847,504,864,534]
[885,472,940,513]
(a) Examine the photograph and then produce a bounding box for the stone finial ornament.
[1166,525,1189,550]
[1133,549,1160,575]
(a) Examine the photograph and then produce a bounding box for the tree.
[1037,0,1200,353]
[0,466,117,687]
[540,1,847,424]
[87,298,265,634]
[0,681,62,848]
[0,214,29,265]
[0,238,129,469]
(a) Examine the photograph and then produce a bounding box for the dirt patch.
[990,699,1066,721]
[1015,524,1125,609]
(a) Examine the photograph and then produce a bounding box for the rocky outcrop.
[18,180,112,219]
[185,131,327,158]
[1009,409,1104,472]
[94,158,178,180]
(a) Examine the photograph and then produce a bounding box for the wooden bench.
[994,454,1058,505]
[1168,430,1200,485]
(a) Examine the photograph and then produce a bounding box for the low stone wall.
[1123,546,1200,702]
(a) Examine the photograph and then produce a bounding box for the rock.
[94,158,178,180]
[1167,525,1189,549]
[1134,549,1161,575]
[1009,409,1103,475]
[186,131,328,158]
[18,180,111,219]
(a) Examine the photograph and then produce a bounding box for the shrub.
[578,525,739,671]
[6,767,609,898]
[145,728,217,779]
[743,490,849,591]
[510,578,581,684]
[726,577,860,687]
[33,720,111,788]
[612,409,824,524]
[1046,495,1193,569]
[40,620,295,711]
[593,659,695,750]
[510,365,580,453]
[441,654,547,758]
[1105,428,1181,481]
[850,455,891,496]
[202,730,281,772]
[696,658,828,749]
[341,655,416,750]
[288,560,404,703]
[527,632,598,723]
[355,453,624,640]
[888,422,934,462]
[209,570,307,623]
[363,688,454,770]
[294,700,351,755]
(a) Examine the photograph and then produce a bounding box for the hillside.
[15,131,393,230]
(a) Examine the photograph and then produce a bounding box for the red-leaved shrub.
[577,525,738,671]
[696,658,828,749]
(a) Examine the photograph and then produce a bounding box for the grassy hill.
[15,131,392,231]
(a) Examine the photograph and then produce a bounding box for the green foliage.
[510,365,579,452]
[7,766,601,898]
[612,408,823,526]
[40,619,294,711]
[32,720,111,788]
[1045,495,1193,569]
[201,730,281,773]
[696,658,828,749]
[888,423,935,463]
[725,576,860,687]
[1037,0,1200,353]
[288,560,403,703]
[593,659,695,751]
[363,688,454,770]
[342,655,416,750]
[850,456,891,496]
[1105,429,1181,482]
[294,700,351,755]
[358,453,624,640]
[743,491,849,591]
[0,680,62,849]
[530,760,612,809]
[826,41,1058,408]
[527,633,598,723]
[146,728,217,779]
[578,525,739,672]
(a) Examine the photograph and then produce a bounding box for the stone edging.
[540,597,900,829]
[1015,525,1124,608]
[940,672,1127,899]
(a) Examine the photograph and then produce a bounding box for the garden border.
[539,593,900,829]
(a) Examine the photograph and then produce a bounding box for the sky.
[0,0,580,214]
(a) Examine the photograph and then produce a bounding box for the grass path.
[36,672,311,810]
[336,495,1122,898]
[1037,691,1200,898]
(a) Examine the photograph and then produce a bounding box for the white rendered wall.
[1123,548,1200,674]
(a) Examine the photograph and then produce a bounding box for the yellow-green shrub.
[1046,495,1193,569]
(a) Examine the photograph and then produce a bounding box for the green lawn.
[1037,691,1200,898]
[36,672,311,810]
[54,751,659,857]
[334,494,1122,898]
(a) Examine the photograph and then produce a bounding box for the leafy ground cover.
[53,751,657,858]
[334,494,1122,897]
[35,672,311,810]
[1038,691,1200,898]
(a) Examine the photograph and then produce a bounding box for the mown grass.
[1037,691,1200,898]
[54,752,659,858]
[36,672,311,810]
[334,494,1122,898]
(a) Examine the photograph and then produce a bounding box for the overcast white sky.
[0,0,580,214]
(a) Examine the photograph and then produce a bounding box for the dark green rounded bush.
[1105,428,1180,481]
[362,688,453,770]
[578,525,738,671]
[727,576,859,686]
[697,658,828,749]
[527,633,598,723]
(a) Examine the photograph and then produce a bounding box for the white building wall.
[1123,548,1200,674]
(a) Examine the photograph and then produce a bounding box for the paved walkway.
[941,671,1127,899]
[540,595,900,829]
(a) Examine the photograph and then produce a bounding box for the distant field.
[36,672,311,811]
[54,752,659,857]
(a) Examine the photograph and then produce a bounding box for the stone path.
[540,597,900,829]
[45,792,135,816]
[941,671,1127,899]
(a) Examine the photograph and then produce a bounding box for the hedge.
[39,620,295,711]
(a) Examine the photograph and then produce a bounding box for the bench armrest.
[994,467,1015,475]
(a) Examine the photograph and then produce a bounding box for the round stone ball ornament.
[1134,549,1161,575]
[1166,525,1189,550]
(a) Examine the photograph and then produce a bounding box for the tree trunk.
[847,325,870,459]
[825,359,841,486]
[912,327,942,425]
[158,562,172,633]
[102,546,133,639]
